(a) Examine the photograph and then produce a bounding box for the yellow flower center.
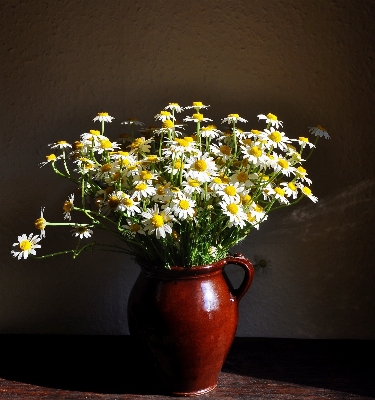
[188,179,200,187]
[194,159,207,171]
[19,240,32,251]
[317,125,327,131]
[184,136,194,142]
[135,183,148,191]
[213,177,222,184]
[90,130,101,135]
[193,113,204,121]
[251,129,262,135]
[241,194,252,205]
[130,223,141,232]
[35,218,46,230]
[237,172,248,183]
[274,187,285,196]
[151,214,164,228]
[266,113,277,120]
[249,146,262,158]
[302,186,312,196]
[171,186,180,193]
[297,166,306,175]
[101,164,112,172]
[141,170,153,180]
[160,111,171,116]
[224,185,237,196]
[108,195,120,209]
[122,197,133,207]
[163,120,174,128]
[255,204,263,213]
[72,141,83,150]
[147,155,158,162]
[57,140,67,145]
[227,203,239,215]
[219,145,231,156]
[201,125,217,131]
[131,138,145,149]
[46,154,56,162]
[247,213,256,222]
[278,159,289,169]
[175,138,190,147]
[288,182,297,191]
[98,112,109,116]
[269,131,282,143]
[179,200,190,210]
[228,113,239,118]
[173,160,183,169]
[242,139,252,146]
[193,101,203,107]
[299,137,309,142]
[157,186,165,195]
[63,201,73,212]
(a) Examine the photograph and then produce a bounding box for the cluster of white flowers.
[12,104,329,267]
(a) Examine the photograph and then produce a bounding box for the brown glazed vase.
[127,253,254,396]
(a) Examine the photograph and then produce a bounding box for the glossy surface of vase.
[127,253,254,396]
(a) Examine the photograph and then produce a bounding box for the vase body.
[127,253,254,396]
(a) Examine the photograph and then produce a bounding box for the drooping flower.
[34,207,47,238]
[63,194,74,220]
[71,225,93,239]
[309,125,330,139]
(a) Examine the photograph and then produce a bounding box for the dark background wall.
[1,0,375,337]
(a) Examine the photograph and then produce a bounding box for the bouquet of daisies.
[11,102,329,268]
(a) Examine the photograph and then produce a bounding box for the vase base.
[170,383,217,397]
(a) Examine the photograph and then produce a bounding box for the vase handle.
[222,253,254,302]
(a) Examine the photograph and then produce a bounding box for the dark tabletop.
[0,336,374,399]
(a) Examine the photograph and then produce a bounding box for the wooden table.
[0,336,374,399]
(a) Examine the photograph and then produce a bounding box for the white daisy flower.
[12,233,42,260]
[230,171,256,188]
[164,158,186,177]
[183,113,213,123]
[182,179,204,196]
[200,125,222,139]
[263,127,291,151]
[163,137,198,157]
[221,114,248,124]
[219,200,247,228]
[133,169,157,184]
[217,182,245,203]
[274,157,296,177]
[132,182,157,199]
[39,153,60,167]
[71,225,93,239]
[117,194,141,216]
[280,181,299,199]
[210,143,232,161]
[121,221,145,237]
[273,186,289,204]
[34,207,47,238]
[49,141,72,149]
[121,118,145,126]
[299,185,318,203]
[170,196,196,220]
[63,194,74,220]
[93,112,115,123]
[257,113,283,129]
[309,125,330,139]
[154,110,175,122]
[185,101,210,110]
[129,137,153,154]
[164,103,184,113]
[185,153,218,183]
[142,204,174,239]
[208,177,226,192]
[240,144,268,167]
[293,137,315,149]
[295,166,312,185]
[96,138,121,154]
